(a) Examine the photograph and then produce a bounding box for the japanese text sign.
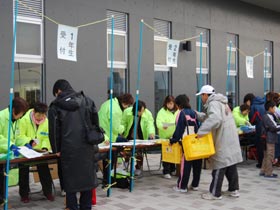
[246,56,254,78]
[57,24,78,62]
[166,39,180,67]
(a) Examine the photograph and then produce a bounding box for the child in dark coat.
[260,100,280,178]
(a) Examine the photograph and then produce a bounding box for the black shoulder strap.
[78,93,91,130]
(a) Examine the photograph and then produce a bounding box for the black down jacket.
[48,90,99,192]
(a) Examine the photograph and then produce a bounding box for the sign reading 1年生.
[57,24,78,62]
[166,39,180,67]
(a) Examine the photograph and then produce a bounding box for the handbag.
[80,95,105,145]
[182,133,215,161]
[85,125,105,145]
[161,141,182,164]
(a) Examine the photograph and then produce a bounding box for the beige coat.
[197,93,243,170]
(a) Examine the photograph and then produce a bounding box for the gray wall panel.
[0,1,13,109]
[1,0,280,114]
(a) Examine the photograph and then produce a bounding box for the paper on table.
[162,122,175,127]
[18,146,43,159]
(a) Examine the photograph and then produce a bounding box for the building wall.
[0,1,13,108]
[1,0,280,113]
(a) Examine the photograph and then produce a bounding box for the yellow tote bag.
[161,141,182,164]
[182,133,215,161]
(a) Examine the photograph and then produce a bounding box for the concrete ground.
[6,153,280,210]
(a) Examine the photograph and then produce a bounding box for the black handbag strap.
[78,93,91,130]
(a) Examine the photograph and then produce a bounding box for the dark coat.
[262,112,280,144]
[48,90,99,193]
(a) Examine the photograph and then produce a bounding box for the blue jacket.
[249,96,265,137]
[170,108,199,144]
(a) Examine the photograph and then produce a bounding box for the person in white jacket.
[196,85,243,200]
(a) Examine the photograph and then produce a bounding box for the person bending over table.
[98,93,134,186]
[18,102,54,203]
[122,100,155,176]
[0,97,29,205]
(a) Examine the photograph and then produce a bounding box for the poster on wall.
[246,56,254,78]
[166,39,180,67]
[57,24,78,62]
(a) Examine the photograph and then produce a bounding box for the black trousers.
[57,158,64,191]
[255,137,264,166]
[102,151,117,185]
[0,165,4,203]
[210,164,239,197]
[177,157,202,190]
[66,190,92,210]
[19,163,53,197]
[162,162,176,175]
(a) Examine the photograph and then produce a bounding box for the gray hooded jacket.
[197,93,243,169]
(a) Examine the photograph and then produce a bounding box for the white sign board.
[166,39,180,67]
[246,56,254,78]
[57,24,78,62]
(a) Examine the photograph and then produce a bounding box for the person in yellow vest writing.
[18,102,54,203]
[0,97,29,205]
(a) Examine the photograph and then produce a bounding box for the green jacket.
[232,106,249,127]
[122,107,155,140]
[18,109,51,150]
[98,98,124,142]
[156,108,178,139]
[0,108,26,153]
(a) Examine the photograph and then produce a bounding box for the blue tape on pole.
[5,1,19,210]
[130,20,144,192]
[107,16,114,197]
[226,41,232,96]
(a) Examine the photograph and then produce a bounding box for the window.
[107,10,128,96]
[154,19,171,114]
[196,28,210,88]
[264,40,273,94]
[226,33,239,108]
[196,28,210,110]
[13,0,43,105]
[14,63,42,107]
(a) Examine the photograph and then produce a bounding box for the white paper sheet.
[18,146,43,159]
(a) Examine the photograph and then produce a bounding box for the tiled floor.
[6,154,280,210]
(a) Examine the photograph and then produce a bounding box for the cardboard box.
[32,163,58,183]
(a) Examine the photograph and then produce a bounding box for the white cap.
[196,85,215,96]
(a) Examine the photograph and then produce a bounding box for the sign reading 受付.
[246,56,254,78]
[166,39,180,67]
[57,24,78,62]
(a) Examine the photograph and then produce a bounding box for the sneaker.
[46,194,55,201]
[264,173,278,178]
[190,186,199,191]
[21,196,30,203]
[229,190,240,197]
[173,186,188,193]
[223,190,240,197]
[256,163,262,168]
[171,171,177,176]
[259,172,265,176]
[201,193,222,200]
[134,169,142,176]
[61,190,66,197]
[230,190,240,197]
[163,174,171,179]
